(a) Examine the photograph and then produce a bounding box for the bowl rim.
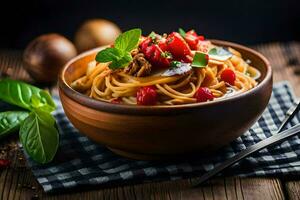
[59,39,272,114]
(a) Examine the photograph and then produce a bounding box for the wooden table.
[0,42,300,200]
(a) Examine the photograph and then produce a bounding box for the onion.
[74,19,121,52]
[23,34,77,83]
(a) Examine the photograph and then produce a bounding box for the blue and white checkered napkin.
[27,81,300,193]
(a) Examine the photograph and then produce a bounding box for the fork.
[193,100,300,187]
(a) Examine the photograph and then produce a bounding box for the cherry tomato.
[186,30,205,41]
[185,34,199,50]
[166,32,191,59]
[179,55,193,63]
[140,38,170,68]
[186,30,198,37]
[194,87,214,102]
[197,40,210,53]
[221,69,236,85]
[158,37,168,51]
[137,86,157,105]
[198,35,205,41]
[140,37,152,51]
[183,30,206,50]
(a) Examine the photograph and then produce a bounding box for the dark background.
[1,0,299,49]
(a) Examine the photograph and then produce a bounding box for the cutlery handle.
[276,100,300,133]
[193,124,300,187]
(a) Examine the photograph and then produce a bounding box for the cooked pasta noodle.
[71,31,260,105]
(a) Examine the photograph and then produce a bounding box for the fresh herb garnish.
[170,61,182,68]
[96,28,142,69]
[114,29,141,52]
[161,51,173,59]
[178,28,186,37]
[149,31,157,41]
[192,52,209,68]
[208,47,233,61]
[0,79,58,164]
[96,48,132,69]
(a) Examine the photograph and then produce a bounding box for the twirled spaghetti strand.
[71,47,258,105]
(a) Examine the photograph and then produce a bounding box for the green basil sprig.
[0,79,58,164]
[96,48,132,69]
[114,28,141,52]
[95,28,142,70]
[0,111,29,138]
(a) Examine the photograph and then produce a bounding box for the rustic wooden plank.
[15,177,282,200]
[0,137,40,200]
[190,177,284,200]
[3,174,289,200]
[284,181,300,200]
[0,139,18,200]
[240,178,284,200]
[0,50,32,82]
[254,42,300,97]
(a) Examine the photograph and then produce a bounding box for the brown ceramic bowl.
[58,40,272,160]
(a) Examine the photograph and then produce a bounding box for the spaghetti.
[71,29,260,105]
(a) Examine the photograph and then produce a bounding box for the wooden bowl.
[58,40,272,160]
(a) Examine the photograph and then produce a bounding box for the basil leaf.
[208,47,233,61]
[0,79,56,112]
[0,111,29,138]
[30,93,56,113]
[178,28,186,37]
[192,52,209,68]
[96,48,123,63]
[96,48,132,70]
[109,52,132,69]
[30,94,43,108]
[20,110,59,164]
[114,28,142,52]
[95,28,141,70]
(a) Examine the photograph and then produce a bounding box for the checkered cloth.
[26,81,300,193]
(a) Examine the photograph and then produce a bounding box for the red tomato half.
[166,32,191,59]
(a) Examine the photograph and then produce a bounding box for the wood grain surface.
[0,42,300,199]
